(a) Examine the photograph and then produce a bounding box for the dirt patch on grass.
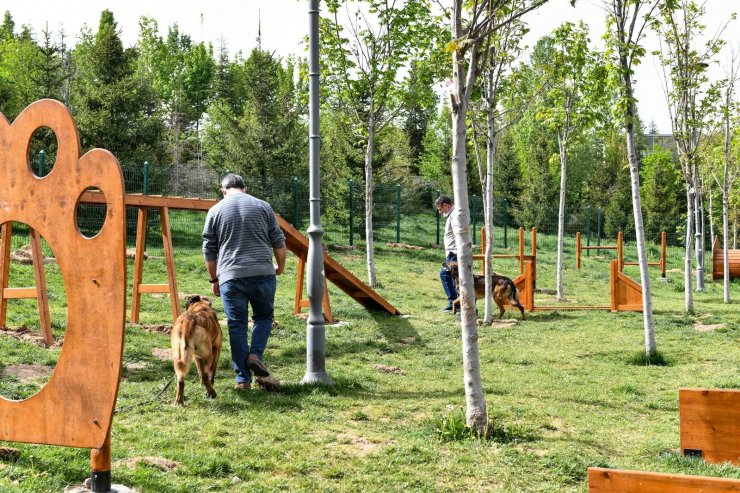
[136,324,172,335]
[2,364,53,382]
[333,432,394,457]
[386,242,424,250]
[693,321,726,332]
[373,364,405,375]
[10,245,56,265]
[0,326,60,348]
[151,348,171,361]
[117,456,179,471]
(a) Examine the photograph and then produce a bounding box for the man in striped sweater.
[202,173,287,390]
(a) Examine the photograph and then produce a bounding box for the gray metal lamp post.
[302,0,333,385]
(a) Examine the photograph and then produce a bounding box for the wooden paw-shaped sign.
[0,99,126,449]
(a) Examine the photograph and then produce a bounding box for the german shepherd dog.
[171,295,223,405]
[443,260,526,320]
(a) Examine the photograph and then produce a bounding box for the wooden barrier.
[679,388,740,465]
[476,227,537,284]
[0,99,126,491]
[588,467,740,492]
[712,236,740,280]
[578,231,667,278]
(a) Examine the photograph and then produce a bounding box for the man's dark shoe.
[440,306,453,313]
[234,382,251,391]
[247,355,270,377]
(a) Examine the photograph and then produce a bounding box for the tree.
[537,21,606,300]
[641,146,683,240]
[603,0,660,357]
[70,10,168,166]
[654,0,728,302]
[320,0,437,287]
[448,0,550,433]
[418,103,453,192]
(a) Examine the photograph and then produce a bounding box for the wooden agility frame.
[588,467,740,492]
[0,99,126,491]
[577,231,667,278]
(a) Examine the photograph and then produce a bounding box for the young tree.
[320,0,436,287]
[654,0,728,302]
[537,21,606,300]
[603,0,660,356]
[448,0,550,433]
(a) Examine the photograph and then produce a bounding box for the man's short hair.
[434,195,453,208]
[221,173,246,190]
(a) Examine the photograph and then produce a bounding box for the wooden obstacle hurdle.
[0,223,52,346]
[712,236,740,280]
[577,231,667,278]
[475,226,537,282]
[0,99,127,492]
[679,388,740,465]
[588,467,740,492]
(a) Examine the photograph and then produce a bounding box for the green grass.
[0,229,739,492]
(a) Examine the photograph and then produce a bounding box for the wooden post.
[617,231,624,273]
[660,231,667,278]
[130,207,147,324]
[0,222,12,328]
[518,227,524,274]
[576,231,582,270]
[531,227,537,289]
[610,259,618,312]
[29,228,52,346]
[159,207,180,322]
[294,253,307,316]
[90,430,111,492]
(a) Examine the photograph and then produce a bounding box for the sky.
[2,0,738,134]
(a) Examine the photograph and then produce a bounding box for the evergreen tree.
[492,129,521,222]
[0,11,14,41]
[418,104,453,192]
[70,10,167,166]
[642,146,684,240]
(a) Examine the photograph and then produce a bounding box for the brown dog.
[443,260,525,320]
[171,295,223,405]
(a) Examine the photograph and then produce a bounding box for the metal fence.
[7,155,715,261]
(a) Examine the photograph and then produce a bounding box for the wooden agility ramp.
[588,467,740,492]
[680,388,740,465]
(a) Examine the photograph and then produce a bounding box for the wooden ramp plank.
[680,389,740,465]
[588,468,740,492]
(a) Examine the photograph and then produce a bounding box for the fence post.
[586,205,591,257]
[349,179,354,247]
[38,150,46,177]
[436,190,441,246]
[143,161,150,195]
[293,176,299,228]
[471,195,477,245]
[396,183,401,243]
[503,198,508,249]
[596,207,602,247]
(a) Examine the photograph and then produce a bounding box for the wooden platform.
[680,388,740,465]
[588,467,740,492]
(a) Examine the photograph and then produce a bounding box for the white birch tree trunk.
[723,192,730,303]
[684,184,695,313]
[694,164,705,291]
[556,131,568,301]
[708,186,714,245]
[451,36,486,431]
[483,76,495,324]
[365,107,378,287]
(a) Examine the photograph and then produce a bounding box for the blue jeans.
[220,275,276,384]
[440,253,458,307]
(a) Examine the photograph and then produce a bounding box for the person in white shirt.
[435,195,458,312]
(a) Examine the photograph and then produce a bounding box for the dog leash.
[114,374,176,414]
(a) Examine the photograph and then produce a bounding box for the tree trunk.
[708,185,714,246]
[684,184,695,313]
[556,131,568,301]
[723,191,730,303]
[483,76,495,324]
[452,45,487,433]
[622,65,656,355]
[365,108,378,287]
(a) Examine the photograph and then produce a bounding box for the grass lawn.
[0,231,738,492]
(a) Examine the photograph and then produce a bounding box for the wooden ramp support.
[679,388,740,465]
[279,217,401,319]
[610,259,643,312]
[712,236,740,280]
[588,467,740,492]
[130,205,180,324]
[577,231,622,271]
[0,222,53,345]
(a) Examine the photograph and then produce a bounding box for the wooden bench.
[680,388,740,465]
[588,467,740,492]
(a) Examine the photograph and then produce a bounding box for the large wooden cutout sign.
[0,99,126,449]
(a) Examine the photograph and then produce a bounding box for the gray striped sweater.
[202,192,286,283]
